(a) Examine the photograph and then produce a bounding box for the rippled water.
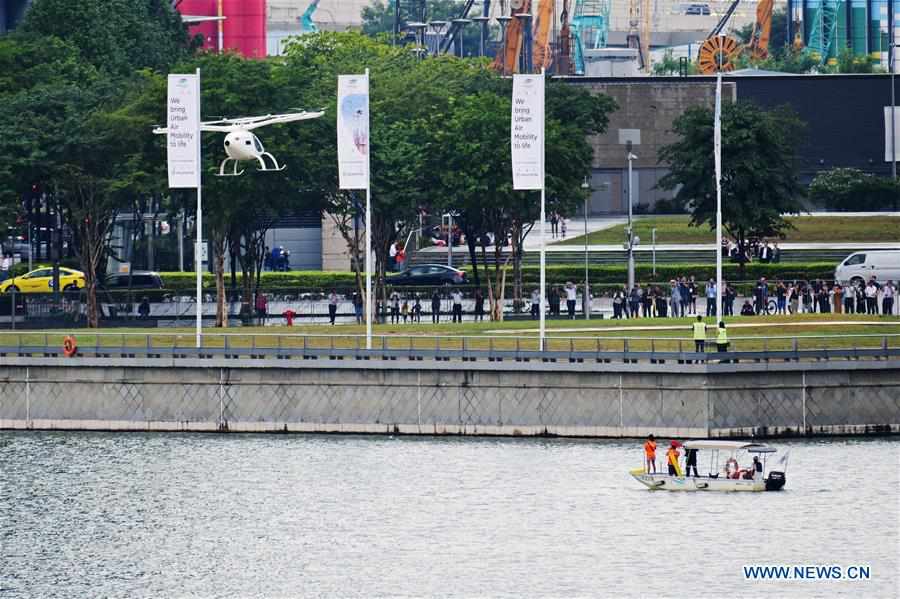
[1,433,898,598]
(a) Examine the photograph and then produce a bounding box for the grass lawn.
[2,313,898,353]
[556,215,900,245]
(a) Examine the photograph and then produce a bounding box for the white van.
[834,251,900,285]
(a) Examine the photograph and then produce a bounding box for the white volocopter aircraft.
[153,111,324,176]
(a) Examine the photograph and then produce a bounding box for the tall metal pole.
[626,148,635,291]
[195,68,203,349]
[584,193,590,320]
[539,69,546,350]
[892,42,897,180]
[715,71,724,321]
[365,69,373,350]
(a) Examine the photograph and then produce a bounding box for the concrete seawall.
[1,357,899,438]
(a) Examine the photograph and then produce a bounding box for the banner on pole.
[338,74,370,189]
[511,74,545,190]
[165,74,201,189]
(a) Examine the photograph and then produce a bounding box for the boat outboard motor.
[765,471,786,491]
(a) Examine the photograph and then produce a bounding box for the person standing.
[388,242,398,272]
[565,282,577,319]
[353,291,363,324]
[687,277,697,315]
[255,292,268,325]
[390,291,401,324]
[666,442,681,476]
[855,282,866,314]
[865,279,878,315]
[725,284,736,317]
[833,283,843,314]
[643,434,657,474]
[716,321,728,362]
[451,289,463,323]
[328,289,339,325]
[550,212,559,239]
[612,290,624,319]
[474,289,485,322]
[0,253,10,283]
[530,289,541,320]
[705,278,716,316]
[431,290,441,324]
[669,280,682,318]
[629,285,641,319]
[413,294,422,323]
[776,280,787,314]
[560,218,567,239]
[692,315,706,353]
[883,281,895,316]
[685,447,699,477]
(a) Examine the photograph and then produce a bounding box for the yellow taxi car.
[0,267,86,293]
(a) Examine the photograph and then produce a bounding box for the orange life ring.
[62,335,78,357]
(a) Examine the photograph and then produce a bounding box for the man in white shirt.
[865,280,878,315]
[451,289,463,323]
[530,289,540,320]
[565,282,577,319]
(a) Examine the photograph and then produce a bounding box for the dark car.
[386,264,467,286]
[103,271,164,290]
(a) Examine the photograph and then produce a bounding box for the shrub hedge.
[157,262,837,292]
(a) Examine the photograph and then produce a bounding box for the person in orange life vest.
[643,434,657,474]
[666,441,681,476]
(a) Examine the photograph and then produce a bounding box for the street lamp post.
[472,16,490,57]
[626,145,638,291]
[581,176,591,319]
[892,42,897,180]
[452,19,472,57]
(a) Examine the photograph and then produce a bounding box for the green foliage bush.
[159,262,837,292]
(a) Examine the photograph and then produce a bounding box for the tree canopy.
[658,101,806,260]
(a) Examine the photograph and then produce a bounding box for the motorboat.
[630,440,788,492]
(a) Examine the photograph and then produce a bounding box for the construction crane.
[805,0,843,64]
[625,0,651,71]
[532,0,555,70]
[572,0,611,75]
[748,0,773,59]
[493,0,531,74]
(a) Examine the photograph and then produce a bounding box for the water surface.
[1,433,897,598]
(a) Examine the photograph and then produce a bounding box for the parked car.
[0,267,85,293]
[102,271,164,290]
[385,264,467,286]
[685,3,711,14]
[834,250,900,286]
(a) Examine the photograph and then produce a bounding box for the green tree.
[809,168,900,211]
[658,101,806,270]
[652,49,697,76]
[20,0,194,76]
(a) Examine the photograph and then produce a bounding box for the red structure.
[176,0,267,58]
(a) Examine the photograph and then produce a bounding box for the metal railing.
[1,332,898,365]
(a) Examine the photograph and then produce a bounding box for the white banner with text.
[511,74,544,190]
[165,74,201,188]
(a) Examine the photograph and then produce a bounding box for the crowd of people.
[610,275,897,319]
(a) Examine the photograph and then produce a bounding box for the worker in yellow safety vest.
[716,321,728,352]
[666,441,682,476]
[692,315,706,353]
